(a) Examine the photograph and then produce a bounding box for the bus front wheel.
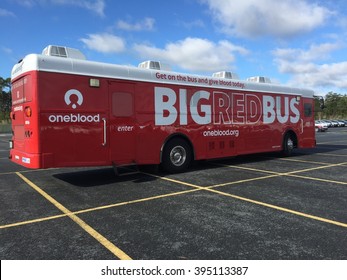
[162,138,192,173]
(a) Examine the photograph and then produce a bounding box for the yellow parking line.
[0,185,198,229]
[287,174,347,185]
[207,188,347,228]
[287,162,346,174]
[15,172,132,260]
[318,140,347,144]
[141,172,208,190]
[149,173,347,228]
[72,189,199,215]
[3,160,346,243]
[0,171,18,176]
[319,153,347,157]
[216,162,347,185]
[209,174,280,188]
[270,157,328,165]
[0,168,59,176]
[214,163,279,175]
[1,173,280,229]
[0,213,68,229]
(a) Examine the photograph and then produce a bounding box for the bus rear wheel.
[282,132,295,156]
[162,138,192,173]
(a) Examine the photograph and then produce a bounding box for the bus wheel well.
[282,130,298,156]
[161,134,194,159]
[160,135,194,173]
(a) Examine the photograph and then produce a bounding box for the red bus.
[9,45,316,173]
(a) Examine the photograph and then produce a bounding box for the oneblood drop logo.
[64,89,83,109]
[48,89,100,123]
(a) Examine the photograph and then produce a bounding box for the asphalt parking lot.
[0,128,346,260]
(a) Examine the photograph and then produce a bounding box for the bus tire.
[162,138,192,173]
[282,132,295,156]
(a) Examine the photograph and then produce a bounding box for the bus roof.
[11,48,314,98]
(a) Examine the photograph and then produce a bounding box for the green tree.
[0,77,11,121]
[320,92,347,119]
[314,97,324,120]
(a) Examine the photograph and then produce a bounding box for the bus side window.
[112,92,133,117]
[304,103,312,117]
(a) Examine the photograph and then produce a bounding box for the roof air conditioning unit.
[138,60,161,70]
[42,45,86,60]
[212,71,239,79]
[247,76,271,83]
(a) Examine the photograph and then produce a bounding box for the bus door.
[108,82,136,165]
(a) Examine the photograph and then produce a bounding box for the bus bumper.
[9,149,42,169]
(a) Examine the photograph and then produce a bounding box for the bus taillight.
[25,106,32,117]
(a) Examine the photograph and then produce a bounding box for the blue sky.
[1,0,347,95]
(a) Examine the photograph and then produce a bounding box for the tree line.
[0,77,11,122]
[315,92,347,120]
[1,76,346,121]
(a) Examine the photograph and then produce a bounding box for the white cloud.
[288,62,347,89]
[273,42,347,89]
[202,0,332,38]
[133,37,248,72]
[11,0,36,7]
[179,19,205,29]
[52,0,105,17]
[273,42,343,65]
[12,0,105,17]
[1,47,13,54]
[116,17,155,31]
[0,8,15,17]
[80,33,125,53]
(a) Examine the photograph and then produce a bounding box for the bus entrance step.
[112,163,139,176]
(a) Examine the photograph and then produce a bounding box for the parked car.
[315,120,328,132]
[330,120,339,127]
[322,120,332,127]
[337,120,346,127]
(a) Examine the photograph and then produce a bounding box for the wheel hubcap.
[170,146,186,166]
[287,138,294,150]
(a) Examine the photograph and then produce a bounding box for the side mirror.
[319,97,325,110]
[314,95,325,110]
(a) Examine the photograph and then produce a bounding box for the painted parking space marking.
[286,174,347,185]
[0,170,292,230]
[318,153,347,157]
[147,172,347,228]
[15,172,132,260]
[0,187,199,230]
[2,160,346,231]
[266,157,330,165]
[1,132,346,259]
[208,174,280,188]
[0,168,59,176]
[318,140,347,144]
[0,213,68,230]
[205,188,347,228]
[215,161,347,185]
